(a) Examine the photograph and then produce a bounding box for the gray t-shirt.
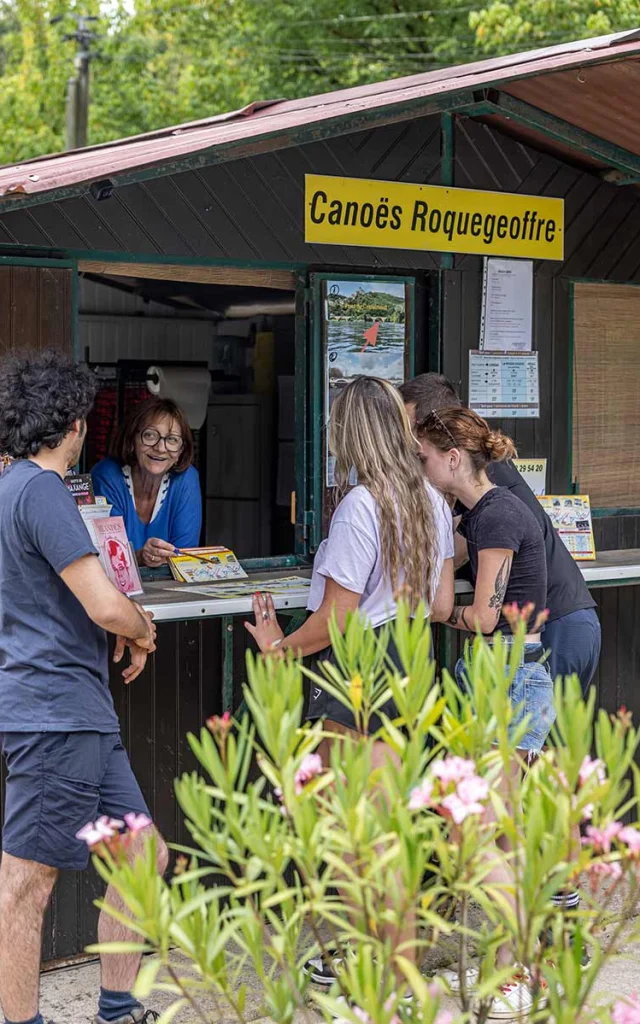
[0,460,119,732]
[308,483,454,627]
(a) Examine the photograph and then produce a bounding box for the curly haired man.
[0,351,165,1024]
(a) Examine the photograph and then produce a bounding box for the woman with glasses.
[91,398,202,567]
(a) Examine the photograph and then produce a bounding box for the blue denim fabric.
[455,643,556,752]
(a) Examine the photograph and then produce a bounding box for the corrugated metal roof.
[1,29,640,205]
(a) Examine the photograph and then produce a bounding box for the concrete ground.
[40,933,640,1024]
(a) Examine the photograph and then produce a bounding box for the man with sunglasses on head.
[400,372,601,945]
[91,398,202,568]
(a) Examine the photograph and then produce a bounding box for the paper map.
[165,576,311,599]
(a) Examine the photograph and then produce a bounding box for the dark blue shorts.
[0,732,150,870]
[542,607,601,697]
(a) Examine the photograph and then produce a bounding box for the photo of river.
[324,279,408,485]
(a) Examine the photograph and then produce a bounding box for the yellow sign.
[305,174,564,260]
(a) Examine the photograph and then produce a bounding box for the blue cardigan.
[91,458,202,552]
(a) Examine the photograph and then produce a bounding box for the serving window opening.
[79,263,299,561]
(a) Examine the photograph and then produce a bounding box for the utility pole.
[51,14,99,150]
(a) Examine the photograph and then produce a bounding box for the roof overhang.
[1,29,640,211]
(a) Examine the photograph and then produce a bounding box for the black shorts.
[1,731,150,870]
[305,623,405,735]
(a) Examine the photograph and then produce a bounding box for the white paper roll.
[147,366,211,429]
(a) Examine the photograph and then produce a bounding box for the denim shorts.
[455,643,556,753]
[0,731,150,870]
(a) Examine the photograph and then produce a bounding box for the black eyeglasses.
[140,428,184,453]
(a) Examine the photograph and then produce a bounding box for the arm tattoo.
[488,556,511,610]
[447,606,462,627]
[447,606,472,630]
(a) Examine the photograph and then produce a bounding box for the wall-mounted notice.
[537,494,596,561]
[513,458,547,496]
[480,258,533,352]
[469,350,539,418]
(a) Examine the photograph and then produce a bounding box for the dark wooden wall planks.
[0,265,72,355]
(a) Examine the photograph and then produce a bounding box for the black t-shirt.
[459,487,547,631]
[485,461,595,622]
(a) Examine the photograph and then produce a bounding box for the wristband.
[270,637,284,650]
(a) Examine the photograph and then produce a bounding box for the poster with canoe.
[323,278,410,487]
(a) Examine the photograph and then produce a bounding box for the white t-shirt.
[307,483,454,628]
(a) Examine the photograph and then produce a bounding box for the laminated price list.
[468,350,540,418]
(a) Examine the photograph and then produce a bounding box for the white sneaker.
[485,972,547,1020]
[439,964,480,995]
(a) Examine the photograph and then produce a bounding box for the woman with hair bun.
[416,406,555,1017]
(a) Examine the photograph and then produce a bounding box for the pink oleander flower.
[579,756,607,787]
[582,823,623,854]
[206,711,233,744]
[294,753,323,794]
[76,816,124,847]
[434,1013,454,1024]
[586,860,623,894]
[612,994,640,1024]
[431,756,477,784]
[619,826,640,856]
[457,775,490,804]
[440,791,486,824]
[409,776,435,810]
[124,812,152,834]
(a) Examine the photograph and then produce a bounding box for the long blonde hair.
[328,376,437,610]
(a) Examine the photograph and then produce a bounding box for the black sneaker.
[94,1010,160,1024]
[303,947,345,985]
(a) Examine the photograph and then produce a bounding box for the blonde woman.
[246,375,455,988]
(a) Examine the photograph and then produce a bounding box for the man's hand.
[130,604,156,649]
[113,609,156,683]
[113,634,156,684]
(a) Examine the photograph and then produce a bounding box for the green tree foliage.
[470,0,640,54]
[0,0,636,164]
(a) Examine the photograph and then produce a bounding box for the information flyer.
[469,350,540,418]
[537,494,596,561]
[480,258,533,352]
